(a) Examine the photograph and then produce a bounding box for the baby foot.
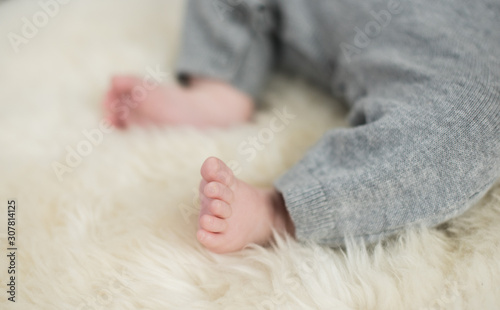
[197,157,294,253]
[102,75,254,129]
[102,75,190,128]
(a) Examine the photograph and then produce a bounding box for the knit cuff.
[274,159,342,244]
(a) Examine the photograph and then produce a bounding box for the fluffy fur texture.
[1,0,499,309]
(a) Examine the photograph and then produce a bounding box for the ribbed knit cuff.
[274,159,338,244]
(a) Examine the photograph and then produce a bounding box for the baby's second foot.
[103,76,188,128]
[197,157,294,254]
[102,75,254,129]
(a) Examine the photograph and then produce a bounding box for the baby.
[103,0,500,253]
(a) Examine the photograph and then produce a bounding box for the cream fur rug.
[1,0,499,309]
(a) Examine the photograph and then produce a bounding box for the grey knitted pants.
[176,0,500,246]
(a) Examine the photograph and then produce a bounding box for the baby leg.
[275,0,500,246]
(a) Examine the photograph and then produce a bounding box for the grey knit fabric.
[176,0,500,246]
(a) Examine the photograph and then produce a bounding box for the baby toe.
[197,230,226,252]
[201,157,221,181]
[200,157,236,188]
[199,214,227,233]
[208,199,232,219]
[204,182,233,203]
